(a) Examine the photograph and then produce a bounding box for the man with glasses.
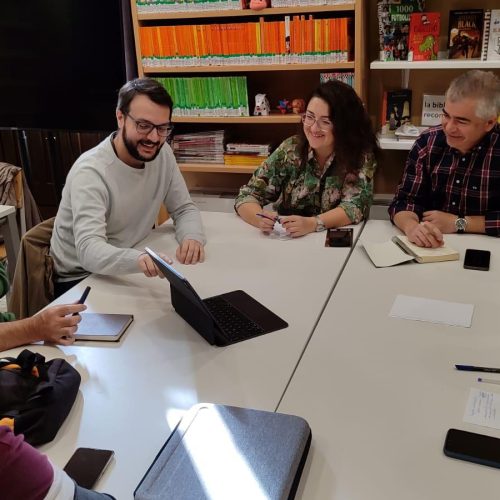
[50,78,205,297]
[389,70,500,248]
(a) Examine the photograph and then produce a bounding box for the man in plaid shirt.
[389,70,500,248]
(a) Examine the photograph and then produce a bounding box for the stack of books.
[136,0,241,14]
[173,130,225,164]
[224,143,271,167]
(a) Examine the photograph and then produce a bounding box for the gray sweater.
[50,134,205,281]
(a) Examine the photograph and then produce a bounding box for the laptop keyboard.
[204,296,265,341]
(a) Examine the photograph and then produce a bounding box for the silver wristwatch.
[455,217,467,234]
[315,215,326,232]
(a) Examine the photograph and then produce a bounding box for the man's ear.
[485,116,497,133]
[116,108,125,129]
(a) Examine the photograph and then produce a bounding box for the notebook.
[145,247,288,346]
[134,403,311,500]
[75,313,134,341]
[362,235,459,267]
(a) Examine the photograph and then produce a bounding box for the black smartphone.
[63,447,114,489]
[463,249,490,271]
[444,428,500,469]
[325,228,353,247]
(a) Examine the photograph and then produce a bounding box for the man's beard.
[122,123,164,163]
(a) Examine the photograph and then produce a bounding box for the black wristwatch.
[455,216,467,234]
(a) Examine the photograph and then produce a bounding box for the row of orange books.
[140,16,351,66]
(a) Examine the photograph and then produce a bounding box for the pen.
[478,377,500,385]
[455,364,500,374]
[256,213,280,223]
[73,286,91,316]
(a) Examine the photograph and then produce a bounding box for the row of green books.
[156,76,249,117]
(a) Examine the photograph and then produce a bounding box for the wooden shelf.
[138,4,355,20]
[371,59,500,70]
[179,163,255,174]
[144,62,355,74]
[173,114,300,124]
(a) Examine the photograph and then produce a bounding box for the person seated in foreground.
[234,80,379,237]
[0,426,114,500]
[0,262,85,352]
[50,78,206,298]
[389,70,500,248]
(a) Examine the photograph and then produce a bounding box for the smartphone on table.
[463,249,490,271]
[63,447,114,489]
[444,428,500,469]
[325,228,353,247]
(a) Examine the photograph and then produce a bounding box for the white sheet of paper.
[389,294,474,327]
[362,240,414,267]
[464,388,500,430]
[269,222,291,240]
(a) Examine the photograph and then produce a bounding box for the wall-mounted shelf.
[370,60,500,70]
[172,114,301,124]
[378,135,416,150]
[179,163,255,174]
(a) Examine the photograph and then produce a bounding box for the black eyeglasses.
[124,112,174,137]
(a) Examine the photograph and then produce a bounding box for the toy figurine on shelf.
[254,94,270,116]
[277,99,291,114]
[249,0,269,10]
[291,98,305,114]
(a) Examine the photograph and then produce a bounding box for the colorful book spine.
[448,9,484,60]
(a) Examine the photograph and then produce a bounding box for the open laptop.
[145,247,288,346]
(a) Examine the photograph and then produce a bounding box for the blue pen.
[256,213,280,223]
[455,364,500,374]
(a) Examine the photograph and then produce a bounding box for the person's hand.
[406,220,444,248]
[29,304,87,345]
[280,215,316,238]
[176,239,205,265]
[138,252,172,278]
[256,210,279,234]
[422,210,457,234]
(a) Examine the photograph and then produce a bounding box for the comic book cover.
[378,0,425,61]
[408,12,440,61]
[448,9,483,59]
[381,89,412,134]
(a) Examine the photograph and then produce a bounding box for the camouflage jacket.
[0,262,15,322]
[234,135,376,223]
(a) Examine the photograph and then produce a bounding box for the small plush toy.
[291,98,305,114]
[277,99,291,114]
[254,93,270,116]
[249,0,268,10]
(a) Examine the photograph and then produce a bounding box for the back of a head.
[117,78,173,114]
[446,70,500,121]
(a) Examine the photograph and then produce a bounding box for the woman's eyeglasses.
[125,112,174,138]
[301,113,333,132]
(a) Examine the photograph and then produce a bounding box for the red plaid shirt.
[389,124,500,236]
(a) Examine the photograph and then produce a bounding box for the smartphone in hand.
[63,447,114,489]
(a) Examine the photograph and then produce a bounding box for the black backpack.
[0,349,81,446]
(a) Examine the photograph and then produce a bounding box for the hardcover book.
[421,94,445,126]
[448,9,484,60]
[484,9,500,61]
[381,89,412,133]
[408,12,440,61]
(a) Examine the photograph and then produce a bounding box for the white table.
[4,212,360,498]
[278,220,500,499]
[0,204,20,282]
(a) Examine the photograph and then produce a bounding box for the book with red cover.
[448,9,484,59]
[408,12,440,61]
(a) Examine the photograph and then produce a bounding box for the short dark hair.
[298,80,379,174]
[117,78,173,114]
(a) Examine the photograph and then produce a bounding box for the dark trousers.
[54,277,85,299]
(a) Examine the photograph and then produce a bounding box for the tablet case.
[134,403,311,500]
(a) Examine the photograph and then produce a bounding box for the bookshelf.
[367,0,500,200]
[130,0,367,193]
